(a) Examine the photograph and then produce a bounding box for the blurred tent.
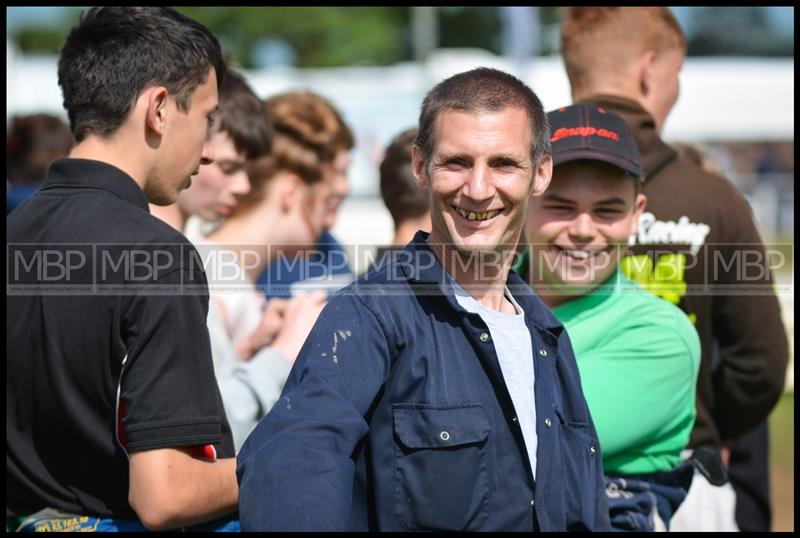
[7,44,793,144]
[6,44,794,250]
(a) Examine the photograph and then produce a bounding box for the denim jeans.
[605,461,694,531]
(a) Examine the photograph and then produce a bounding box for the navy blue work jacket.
[237,232,610,531]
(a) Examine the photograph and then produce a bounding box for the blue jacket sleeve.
[236,293,391,531]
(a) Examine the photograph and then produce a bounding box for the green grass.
[770,392,794,467]
[769,392,794,531]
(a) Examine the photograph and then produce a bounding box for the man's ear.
[411,146,429,191]
[629,192,648,236]
[530,155,553,197]
[144,87,169,136]
[638,50,658,98]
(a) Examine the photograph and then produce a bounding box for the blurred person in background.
[371,127,431,269]
[7,7,238,531]
[6,113,74,214]
[521,104,700,530]
[670,141,726,178]
[151,67,302,452]
[380,127,431,246]
[255,91,355,298]
[669,139,778,532]
[560,6,789,531]
[204,89,335,375]
[150,68,266,233]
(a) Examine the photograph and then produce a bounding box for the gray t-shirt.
[453,283,537,479]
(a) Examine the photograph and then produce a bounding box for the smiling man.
[237,67,609,532]
[520,103,700,530]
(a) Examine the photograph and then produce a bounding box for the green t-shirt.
[552,269,700,475]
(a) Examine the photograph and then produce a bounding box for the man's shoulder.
[643,152,762,249]
[656,153,753,215]
[334,261,416,311]
[10,187,192,246]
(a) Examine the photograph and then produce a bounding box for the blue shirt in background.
[256,230,353,299]
[6,183,40,215]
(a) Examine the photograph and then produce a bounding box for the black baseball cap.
[547,104,643,179]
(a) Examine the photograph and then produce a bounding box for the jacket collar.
[578,95,678,180]
[400,231,563,333]
[40,158,150,213]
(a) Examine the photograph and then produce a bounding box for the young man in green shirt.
[519,103,701,530]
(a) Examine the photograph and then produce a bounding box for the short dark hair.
[7,113,74,185]
[414,67,551,166]
[380,128,428,227]
[216,69,272,160]
[57,7,225,142]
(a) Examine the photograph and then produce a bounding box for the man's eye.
[545,205,571,213]
[595,209,622,219]
[596,208,622,216]
[444,159,468,169]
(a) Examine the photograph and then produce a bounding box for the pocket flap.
[393,404,490,449]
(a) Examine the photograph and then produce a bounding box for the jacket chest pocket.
[392,404,490,531]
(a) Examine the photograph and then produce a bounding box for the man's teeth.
[454,207,500,221]
[561,249,603,259]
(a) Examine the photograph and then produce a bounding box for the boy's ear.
[144,86,169,136]
[629,192,648,236]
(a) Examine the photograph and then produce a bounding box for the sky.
[6,6,80,32]
[7,6,795,36]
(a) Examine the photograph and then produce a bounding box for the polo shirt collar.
[41,158,150,213]
[551,268,621,323]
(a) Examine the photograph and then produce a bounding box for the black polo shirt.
[7,158,234,519]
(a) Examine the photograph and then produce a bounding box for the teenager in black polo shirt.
[7,7,239,531]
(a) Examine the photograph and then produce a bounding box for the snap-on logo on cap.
[550,126,620,143]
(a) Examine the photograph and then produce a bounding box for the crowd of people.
[6,6,789,532]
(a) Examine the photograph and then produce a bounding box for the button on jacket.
[237,232,609,531]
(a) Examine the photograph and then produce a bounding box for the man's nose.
[568,212,596,242]
[462,164,495,202]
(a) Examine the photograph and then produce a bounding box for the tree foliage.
[176,7,411,68]
[685,7,793,57]
[12,26,69,56]
[10,7,791,65]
